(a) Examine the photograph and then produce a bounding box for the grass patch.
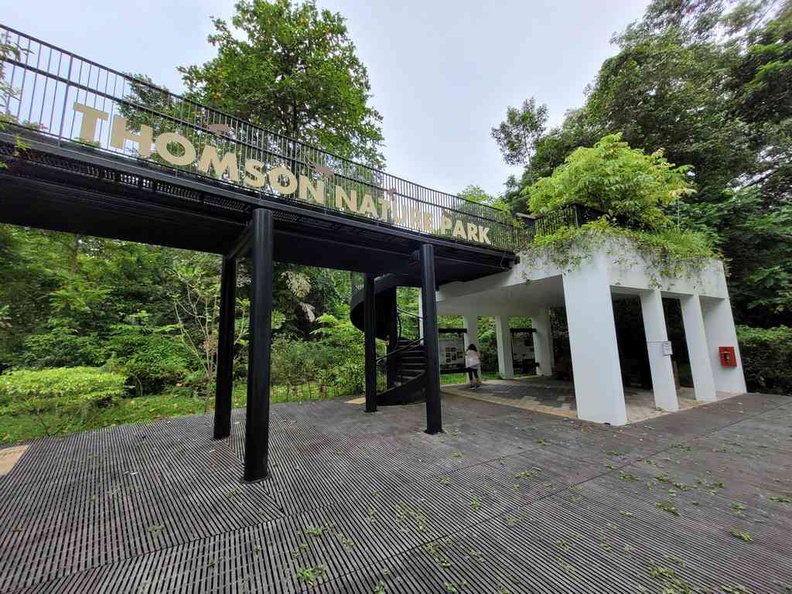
[0,382,343,444]
[440,371,502,385]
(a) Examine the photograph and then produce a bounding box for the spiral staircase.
[350,272,428,406]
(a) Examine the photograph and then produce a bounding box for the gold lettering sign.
[72,103,492,245]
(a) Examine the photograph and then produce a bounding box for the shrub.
[0,367,127,435]
[270,333,366,397]
[22,327,103,368]
[737,326,792,394]
[271,338,315,389]
[102,327,193,395]
[311,314,366,395]
[525,133,694,230]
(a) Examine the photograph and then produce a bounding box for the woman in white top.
[465,344,482,388]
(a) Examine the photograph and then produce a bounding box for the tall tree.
[118,0,388,341]
[179,0,384,167]
[490,98,548,167]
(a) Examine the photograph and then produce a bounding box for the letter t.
[73,103,108,143]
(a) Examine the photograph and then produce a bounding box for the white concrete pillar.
[530,309,554,377]
[702,297,747,394]
[563,258,627,425]
[639,290,678,411]
[495,315,514,379]
[462,314,479,350]
[680,294,717,402]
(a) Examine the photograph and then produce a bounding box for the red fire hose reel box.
[719,346,737,367]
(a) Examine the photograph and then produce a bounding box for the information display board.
[511,328,537,373]
[439,333,466,372]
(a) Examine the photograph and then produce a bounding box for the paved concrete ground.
[1,393,791,593]
[444,377,720,423]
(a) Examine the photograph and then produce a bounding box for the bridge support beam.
[364,273,378,413]
[495,316,515,380]
[681,294,717,402]
[563,259,627,425]
[420,244,442,434]
[640,290,678,412]
[214,255,237,439]
[245,209,274,482]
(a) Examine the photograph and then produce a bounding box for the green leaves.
[179,0,384,167]
[736,325,792,394]
[0,367,127,418]
[729,529,753,542]
[498,1,791,328]
[525,133,694,231]
[491,98,549,166]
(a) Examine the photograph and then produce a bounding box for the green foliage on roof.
[524,134,695,231]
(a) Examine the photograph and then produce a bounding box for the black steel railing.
[0,25,523,252]
[520,204,607,241]
[396,308,421,342]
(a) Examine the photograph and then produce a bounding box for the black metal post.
[420,244,442,434]
[244,209,274,481]
[213,255,237,439]
[364,273,377,413]
[384,288,399,389]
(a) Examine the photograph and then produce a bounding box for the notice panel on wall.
[439,332,466,372]
[511,329,537,373]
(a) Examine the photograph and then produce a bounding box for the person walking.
[465,344,482,389]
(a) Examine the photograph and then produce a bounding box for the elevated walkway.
[0,24,520,481]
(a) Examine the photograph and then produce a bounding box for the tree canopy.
[490,98,548,167]
[526,134,694,230]
[179,0,385,167]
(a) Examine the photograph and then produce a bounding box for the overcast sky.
[4,0,649,196]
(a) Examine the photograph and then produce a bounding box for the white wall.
[702,296,747,394]
[639,289,678,411]
[563,254,628,425]
[437,234,732,314]
[531,309,554,377]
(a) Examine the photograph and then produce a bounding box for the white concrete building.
[437,235,747,426]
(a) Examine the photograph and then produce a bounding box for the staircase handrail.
[376,337,423,365]
[396,307,422,341]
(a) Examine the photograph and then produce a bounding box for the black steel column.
[420,244,442,434]
[364,273,377,413]
[384,288,399,389]
[245,209,274,481]
[213,255,237,439]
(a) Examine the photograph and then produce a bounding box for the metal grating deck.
[1,393,791,593]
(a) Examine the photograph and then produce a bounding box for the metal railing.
[521,204,606,240]
[0,25,523,252]
[396,308,421,342]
